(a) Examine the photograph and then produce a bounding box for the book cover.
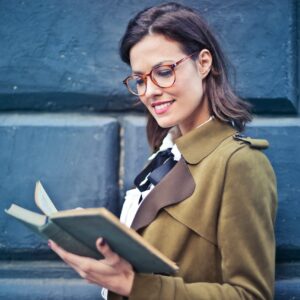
[5,182,178,275]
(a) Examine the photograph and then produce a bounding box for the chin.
[155,119,176,129]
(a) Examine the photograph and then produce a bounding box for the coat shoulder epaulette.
[233,133,269,150]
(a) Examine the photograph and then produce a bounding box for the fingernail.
[48,240,52,248]
[98,238,105,247]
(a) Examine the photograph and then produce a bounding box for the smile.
[151,100,175,115]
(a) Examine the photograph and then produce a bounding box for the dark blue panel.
[0,261,103,299]
[0,114,119,257]
[0,278,103,300]
[121,116,151,200]
[275,279,300,300]
[246,118,300,262]
[0,0,297,112]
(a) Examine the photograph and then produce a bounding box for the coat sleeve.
[119,148,277,300]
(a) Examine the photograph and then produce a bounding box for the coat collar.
[131,158,195,231]
[175,118,236,164]
[131,119,236,232]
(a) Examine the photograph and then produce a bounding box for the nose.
[144,77,163,98]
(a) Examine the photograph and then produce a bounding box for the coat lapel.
[131,158,195,231]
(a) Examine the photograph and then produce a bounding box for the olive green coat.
[109,119,277,300]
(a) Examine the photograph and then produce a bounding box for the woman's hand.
[48,238,135,296]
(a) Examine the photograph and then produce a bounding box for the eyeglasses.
[123,52,197,96]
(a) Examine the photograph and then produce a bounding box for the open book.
[5,181,178,275]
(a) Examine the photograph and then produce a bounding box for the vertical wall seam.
[118,118,125,215]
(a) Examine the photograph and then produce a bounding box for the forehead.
[129,34,185,72]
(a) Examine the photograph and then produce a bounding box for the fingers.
[49,238,131,272]
[48,240,89,274]
[48,239,134,296]
[96,238,133,272]
[96,238,121,267]
[48,239,122,276]
[48,240,95,279]
[48,240,82,267]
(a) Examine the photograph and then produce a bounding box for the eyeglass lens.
[127,65,175,96]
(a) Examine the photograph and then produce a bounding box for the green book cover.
[5,182,179,275]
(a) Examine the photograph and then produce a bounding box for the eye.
[136,77,145,86]
[154,66,173,78]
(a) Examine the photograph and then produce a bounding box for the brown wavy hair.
[120,2,252,151]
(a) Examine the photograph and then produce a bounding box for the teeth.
[155,102,172,110]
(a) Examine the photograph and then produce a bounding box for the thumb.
[96,237,105,253]
[96,238,124,268]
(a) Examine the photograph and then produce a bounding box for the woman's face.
[129,34,212,134]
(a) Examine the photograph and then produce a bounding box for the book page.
[35,181,58,216]
[5,204,47,227]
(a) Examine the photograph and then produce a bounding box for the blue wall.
[0,1,299,299]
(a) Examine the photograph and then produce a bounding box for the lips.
[151,100,175,115]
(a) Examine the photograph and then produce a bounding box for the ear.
[196,49,212,79]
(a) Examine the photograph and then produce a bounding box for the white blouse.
[120,132,181,228]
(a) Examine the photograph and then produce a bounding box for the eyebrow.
[132,59,174,75]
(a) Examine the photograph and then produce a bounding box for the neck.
[178,98,211,135]
[196,115,214,128]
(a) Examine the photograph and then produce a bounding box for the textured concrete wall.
[0,114,120,259]
[0,0,297,113]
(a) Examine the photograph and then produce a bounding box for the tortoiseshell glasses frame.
[123,52,198,96]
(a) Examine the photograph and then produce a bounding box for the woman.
[49,2,277,299]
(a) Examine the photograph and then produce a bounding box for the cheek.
[174,67,203,95]
[139,96,147,106]
[192,81,204,100]
[172,76,204,101]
